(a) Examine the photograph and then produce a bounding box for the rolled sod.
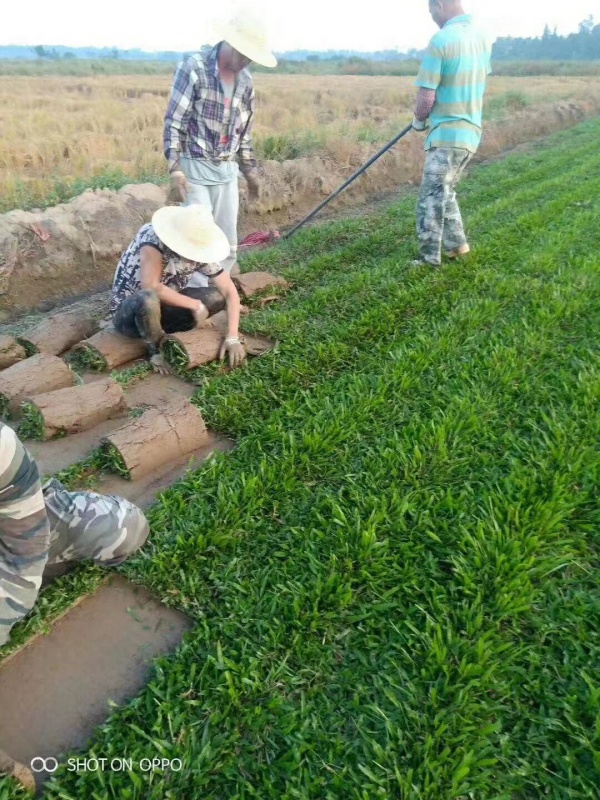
[101,397,209,480]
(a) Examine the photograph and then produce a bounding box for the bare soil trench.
[0,575,194,791]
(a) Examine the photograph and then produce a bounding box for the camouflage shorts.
[43,478,150,568]
[0,421,149,647]
[416,147,473,265]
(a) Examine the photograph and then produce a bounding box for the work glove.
[246,172,261,200]
[169,170,189,204]
[244,168,261,201]
[192,300,210,328]
[220,336,246,368]
[412,115,428,132]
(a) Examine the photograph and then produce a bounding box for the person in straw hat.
[107,204,246,374]
[164,8,277,280]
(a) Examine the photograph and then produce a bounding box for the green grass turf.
[161,338,191,372]
[16,402,45,440]
[66,345,108,372]
[2,119,599,799]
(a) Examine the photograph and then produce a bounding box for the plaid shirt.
[164,44,257,173]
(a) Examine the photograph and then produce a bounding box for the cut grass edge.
[66,345,108,372]
[161,338,190,373]
[17,402,45,440]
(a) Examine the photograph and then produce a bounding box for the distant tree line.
[493,17,599,60]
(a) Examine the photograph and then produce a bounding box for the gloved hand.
[192,300,210,328]
[244,169,261,201]
[219,336,246,368]
[169,170,189,203]
[412,115,428,132]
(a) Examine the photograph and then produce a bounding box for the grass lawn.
[2,119,600,800]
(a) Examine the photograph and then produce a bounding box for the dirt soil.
[0,575,193,790]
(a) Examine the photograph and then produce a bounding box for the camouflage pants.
[416,147,473,265]
[0,422,149,647]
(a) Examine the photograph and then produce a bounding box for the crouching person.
[109,203,246,375]
[0,421,149,649]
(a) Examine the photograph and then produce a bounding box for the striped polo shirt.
[415,14,492,153]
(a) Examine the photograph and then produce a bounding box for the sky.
[2,0,597,53]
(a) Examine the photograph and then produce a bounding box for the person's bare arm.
[210,271,241,337]
[413,40,442,131]
[414,87,436,122]
[210,271,246,367]
[140,247,206,316]
[138,247,208,374]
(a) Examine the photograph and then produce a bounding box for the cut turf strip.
[0,354,76,416]
[162,328,275,370]
[21,377,127,440]
[0,575,193,791]
[232,271,289,298]
[93,433,234,508]
[17,312,97,357]
[161,328,223,370]
[24,374,197,479]
[69,329,148,371]
[101,396,209,480]
[0,335,27,370]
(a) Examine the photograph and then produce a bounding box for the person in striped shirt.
[412,0,492,266]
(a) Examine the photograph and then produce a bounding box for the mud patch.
[0,575,193,790]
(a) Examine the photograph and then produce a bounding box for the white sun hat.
[217,9,277,68]
[152,204,231,264]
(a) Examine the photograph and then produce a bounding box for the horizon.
[1,1,596,55]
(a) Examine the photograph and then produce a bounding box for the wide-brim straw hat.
[216,10,277,68]
[152,204,230,264]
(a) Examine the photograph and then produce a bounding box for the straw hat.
[217,10,277,68]
[152,204,230,264]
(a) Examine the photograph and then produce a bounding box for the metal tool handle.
[283,123,414,240]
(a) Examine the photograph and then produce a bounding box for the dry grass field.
[1,73,599,212]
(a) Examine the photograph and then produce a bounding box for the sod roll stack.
[22,377,127,440]
[0,354,76,415]
[161,329,224,370]
[71,329,148,371]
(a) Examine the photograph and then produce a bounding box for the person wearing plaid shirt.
[164,11,276,279]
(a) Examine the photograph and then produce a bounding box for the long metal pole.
[283,123,414,239]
